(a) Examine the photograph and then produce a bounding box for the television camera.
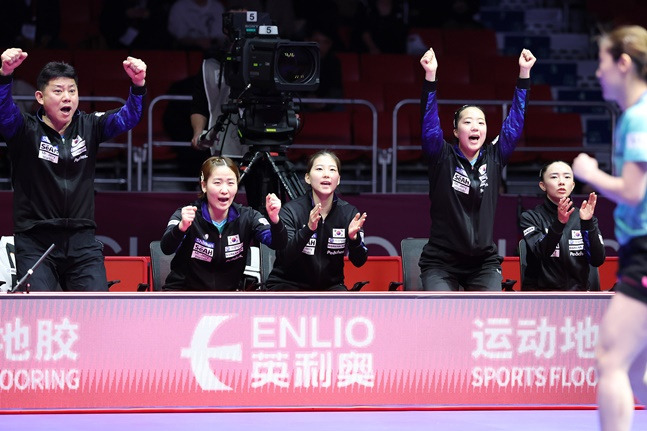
[199,11,320,213]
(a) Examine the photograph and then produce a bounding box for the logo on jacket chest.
[225,235,244,260]
[38,136,58,164]
[302,234,317,256]
[302,230,348,256]
[191,238,215,262]
[478,164,489,192]
[451,164,490,195]
[451,167,470,194]
[70,135,88,162]
[37,135,88,164]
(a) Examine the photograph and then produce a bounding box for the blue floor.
[2,410,647,431]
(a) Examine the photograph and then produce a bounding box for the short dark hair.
[453,104,485,129]
[36,62,78,91]
[539,160,569,180]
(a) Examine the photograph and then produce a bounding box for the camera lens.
[276,45,317,84]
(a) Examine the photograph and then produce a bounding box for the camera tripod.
[238,149,306,214]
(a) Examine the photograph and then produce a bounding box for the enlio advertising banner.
[0,292,610,411]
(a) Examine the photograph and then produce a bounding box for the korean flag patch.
[228,234,241,245]
[333,228,345,238]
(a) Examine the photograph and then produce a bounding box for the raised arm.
[100,56,147,140]
[160,205,194,255]
[254,194,288,250]
[497,49,536,161]
[0,48,28,139]
[419,48,443,157]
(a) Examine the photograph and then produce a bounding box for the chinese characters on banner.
[0,293,609,410]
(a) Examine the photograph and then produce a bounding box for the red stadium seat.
[187,50,205,75]
[523,112,584,163]
[436,56,470,85]
[344,256,403,291]
[359,53,419,84]
[408,27,445,56]
[344,81,385,112]
[442,28,498,58]
[73,49,130,103]
[439,82,496,102]
[131,50,192,151]
[472,55,520,87]
[384,83,422,162]
[337,52,360,83]
[105,256,150,292]
[292,110,357,162]
[58,0,101,48]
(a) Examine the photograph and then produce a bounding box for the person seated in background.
[520,161,606,291]
[167,0,226,51]
[0,0,62,49]
[301,22,344,112]
[350,0,408,54]
[100,0,173,50]
[265,150,367,291]
[189,47,247,158]
[160,156,287,291]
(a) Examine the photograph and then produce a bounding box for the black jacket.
[520,197,606,291]
[418,79,529,265]
[0,75,145,232]
[265,193,368,291]
[161,200,287,291]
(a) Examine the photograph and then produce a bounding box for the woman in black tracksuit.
[520,161,605,291]
[160,156,287,291]
[417,46,536,291]
[265,150,368,291]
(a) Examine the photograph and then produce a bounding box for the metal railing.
[145,95,380,193]
[0,95,132,190]
[1,95,621,195]
[391,98,620,193]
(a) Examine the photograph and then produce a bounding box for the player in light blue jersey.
[573,25,647,431]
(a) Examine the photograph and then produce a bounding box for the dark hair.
[36,62,78,91]
[539,160,570,181]
[306,150,341,173]
[199,156,240,199]
[453,104,485,129]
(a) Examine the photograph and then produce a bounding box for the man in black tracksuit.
[0,48,146,291]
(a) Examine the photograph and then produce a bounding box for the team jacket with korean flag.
[265,193,368,291]
[161,200,287,291]
[0,74,145,233]
[419,78,529,260]
[520,197,606,291]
